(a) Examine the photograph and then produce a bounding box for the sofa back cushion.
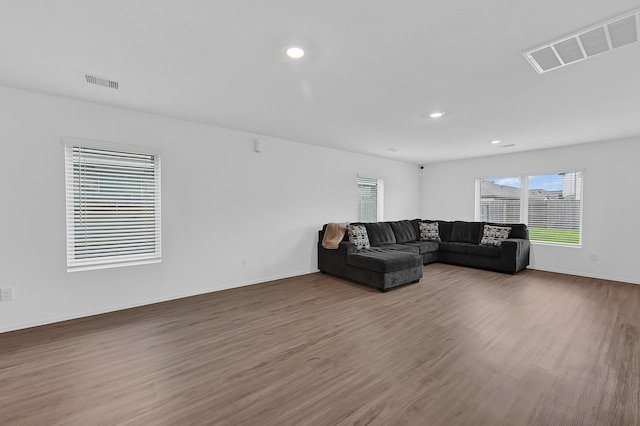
[487,222,529,240]
[419,220,453,242]
[436,221,453,242]
[390,220,418,243]
[410,219,422,239]
[364,222,396,246]
[450,221,484,244]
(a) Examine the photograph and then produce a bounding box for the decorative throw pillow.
[419,222,441,241]
[347,224,370,250]
[480,225,511,247]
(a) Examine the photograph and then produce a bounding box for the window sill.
[531,241,582,249]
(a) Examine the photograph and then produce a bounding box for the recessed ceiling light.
[490,140,502,144]
[285,47,305,59]
[428,112,445,118]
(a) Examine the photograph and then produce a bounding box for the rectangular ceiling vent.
[524,9,640,73]
[84,73,119,90]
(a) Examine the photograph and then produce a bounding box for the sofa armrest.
[332,241,358,254]
[500,238,530,273]
[318,241,358,275]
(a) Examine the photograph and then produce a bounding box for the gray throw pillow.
[480,224,511,246]
[347,224,370,249]
[419,222,441,241]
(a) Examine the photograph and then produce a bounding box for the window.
[476,171,583,246]
[357,176,384,222]
[479,176,521,223]
[65,144,161,271]
[528,173,583,245]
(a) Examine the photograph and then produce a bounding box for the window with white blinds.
[527,172,583,245]
[476,171,583,246]
[357,177,384,222]
[65,145,161,271]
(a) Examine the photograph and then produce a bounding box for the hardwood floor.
[1,264,639,425]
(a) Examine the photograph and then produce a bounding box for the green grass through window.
[528,227,580,245]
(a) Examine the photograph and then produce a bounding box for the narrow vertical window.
[357,177,383,222]
[65,145,161,271]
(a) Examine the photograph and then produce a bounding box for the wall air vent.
[84,73,119,90]
[524,9,640,73]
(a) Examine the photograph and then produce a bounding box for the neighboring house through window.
[479,176,521,223]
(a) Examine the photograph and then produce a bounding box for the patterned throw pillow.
[419,222,441,241]
[480,225,512,247]
[347,224,370,250]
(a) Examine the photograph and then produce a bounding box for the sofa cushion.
[450,221,484,244]
[364,222,396,246]
[390,220,418,243]
[466,244,502,258]
[402,241,439,254]
[438,242,468,254]
[419,222,441,241]
[480,224,512,247]
[377,243,420,254]
[410,219,422,237]
[487,222,528,240]
[347,224,370,250]
[347,249,422,273]
[438,221,454,242]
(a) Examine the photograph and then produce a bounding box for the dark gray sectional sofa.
[317,219,530,292]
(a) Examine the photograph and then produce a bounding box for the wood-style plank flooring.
[1,264,640,425]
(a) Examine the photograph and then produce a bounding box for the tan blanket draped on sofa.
[322,222,349,249]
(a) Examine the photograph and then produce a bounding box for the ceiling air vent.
[84,73,119,90]
[524,9,640,73]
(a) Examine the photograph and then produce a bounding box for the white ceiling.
[1,0,639,164]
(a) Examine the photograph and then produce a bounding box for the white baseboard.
[529,266,640,285]
[1,269,316,334]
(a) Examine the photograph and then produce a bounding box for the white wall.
[0,86,420,333]
[420,139,640,285]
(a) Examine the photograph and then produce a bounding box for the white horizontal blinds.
[357,177,378,222]
[527,172,583,245]
[65,145,161,271]
[479,177,521,223]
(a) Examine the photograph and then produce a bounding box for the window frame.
[475,170,584,248]
[64,138,162,272]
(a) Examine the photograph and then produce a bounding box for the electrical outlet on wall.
[1,288,14,301]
